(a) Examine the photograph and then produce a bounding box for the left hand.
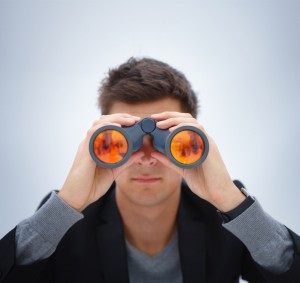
[151,112,246,212]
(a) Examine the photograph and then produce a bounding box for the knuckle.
[87,127,96,137]
[92,116,104,126]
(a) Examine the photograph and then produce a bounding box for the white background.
[0,1,299,279]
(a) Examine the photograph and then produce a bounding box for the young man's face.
[109,97,183,208]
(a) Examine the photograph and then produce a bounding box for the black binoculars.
[89,117,209,169]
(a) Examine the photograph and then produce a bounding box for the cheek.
[115,171,129,183]
[164,171,182,184]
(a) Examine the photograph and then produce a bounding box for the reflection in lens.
[93,130,128,164]
[170,130,204,165]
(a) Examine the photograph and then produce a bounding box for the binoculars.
[89,117,209,169]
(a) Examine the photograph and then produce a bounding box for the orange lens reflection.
[170,130,204,165]
[93,130,128,164]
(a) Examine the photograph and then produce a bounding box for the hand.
[58,114,143,212]
[150,112,246,212]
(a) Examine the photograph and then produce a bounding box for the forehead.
[109,98,183,118]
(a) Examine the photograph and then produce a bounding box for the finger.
[92,114,141,127]
[151,112,192,121]
[155,117,197,129]
[168,122,207,133]
[100,113,141,120]
[87,122,122,139]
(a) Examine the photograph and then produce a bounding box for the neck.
[116,188,181,257]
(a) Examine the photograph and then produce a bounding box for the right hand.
[58,114,142,212]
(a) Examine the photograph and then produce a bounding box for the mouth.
[131,176,161,184]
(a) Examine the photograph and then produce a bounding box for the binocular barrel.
[89,118,209,169]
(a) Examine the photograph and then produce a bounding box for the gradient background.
[1,0,299,271]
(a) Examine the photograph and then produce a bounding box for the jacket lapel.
[94,184,208,283]
[178,187,207,283]
[95,189,130,283]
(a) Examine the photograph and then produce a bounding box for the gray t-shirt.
[126,232,183,283]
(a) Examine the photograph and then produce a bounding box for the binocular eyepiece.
[89,117,209,169]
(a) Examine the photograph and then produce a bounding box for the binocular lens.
[90,119,209,168]
[93,129,128,164]
[169,130,205,165]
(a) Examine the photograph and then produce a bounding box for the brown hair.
[98,57,199,117]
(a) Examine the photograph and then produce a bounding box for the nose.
[136,135,157,166]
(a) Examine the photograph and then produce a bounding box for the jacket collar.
[95,188,130,283]
[177,185,207,283]
[94,184,207,283]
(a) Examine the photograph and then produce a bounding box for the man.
[0,57,300,282]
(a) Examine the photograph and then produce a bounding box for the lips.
[131,175,161,183]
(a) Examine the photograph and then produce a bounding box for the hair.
[98,57,199,117]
